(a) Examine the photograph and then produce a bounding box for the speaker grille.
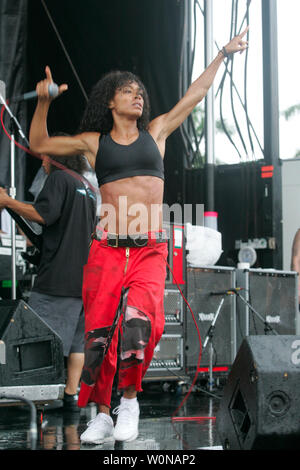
[248,271,298,335]
[12,339,53,372]
[186,267,236,369]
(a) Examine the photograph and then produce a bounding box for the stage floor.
[0,382,223,452]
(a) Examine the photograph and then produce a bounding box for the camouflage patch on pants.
[81,326,112,386]
[120,306,151,370]
[81,288,129,386]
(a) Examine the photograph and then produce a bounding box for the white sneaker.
[112,397,140,442]
[80,412,114,444]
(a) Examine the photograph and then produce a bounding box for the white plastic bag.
[185,223,223,267]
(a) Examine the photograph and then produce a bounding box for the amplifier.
[185,266,236,371]
[164,288,183,325]
[143,285,186,381]
[236,268,299,349]
[144,334,184,380]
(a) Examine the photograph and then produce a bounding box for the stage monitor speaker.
[0,299,65,386]
[216,335,300,450]
[185,266,236,371]
[236,269,299,350]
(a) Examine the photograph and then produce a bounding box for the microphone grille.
[0,80,6,101]
[48,83,59,98]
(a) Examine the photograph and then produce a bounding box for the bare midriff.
[98,175,164,235]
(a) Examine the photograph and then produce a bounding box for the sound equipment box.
[146,334,184,375]
[163,287,184,325]
[144,286,185,381]
[0,300,65,387]
[185,266,236,372]
[236,268,299,350]
[216,335,300,449]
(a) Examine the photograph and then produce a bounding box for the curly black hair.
[78,70,150,134]
[48,132,89,175]
[48,153,89,175]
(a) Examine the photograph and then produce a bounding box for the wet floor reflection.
[0,384,223,451]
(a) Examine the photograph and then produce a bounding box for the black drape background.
[0,0,28,199]
[0,1,277,268]
[24,0,187,205]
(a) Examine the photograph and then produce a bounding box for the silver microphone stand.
[203,297,225,391]
[234,289,279,336]
[0,91,29,300]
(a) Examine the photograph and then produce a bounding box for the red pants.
[77,231,168,408]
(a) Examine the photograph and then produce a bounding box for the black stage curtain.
[0,0,28,199]
[26,0,187,205]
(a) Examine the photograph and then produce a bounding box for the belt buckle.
[133,235,148,247]
[107,234,118,247]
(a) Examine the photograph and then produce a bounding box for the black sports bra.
[95,130,164,187]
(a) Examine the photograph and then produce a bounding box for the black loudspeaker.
[216,335,300,449]
[0,300,65,386]
[236,269,299,350]
[185,267,236,371]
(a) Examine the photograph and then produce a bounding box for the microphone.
[0,80,6,101]
[9,83,59,102]
[210,287,244,296]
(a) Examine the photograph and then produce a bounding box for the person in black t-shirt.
[0,150,97,410]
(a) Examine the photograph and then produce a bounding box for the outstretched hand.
[224,26,249,55]
[35,66,68,101]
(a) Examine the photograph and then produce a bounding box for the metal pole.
[204,0,215,211]
[0,91,28,300]
[208,342,214,391]
[10,128,17,300]
[261,0,282,269]
[261,0,280,163]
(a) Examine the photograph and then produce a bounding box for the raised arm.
[149,26,249,144]
[29,66,98,166]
